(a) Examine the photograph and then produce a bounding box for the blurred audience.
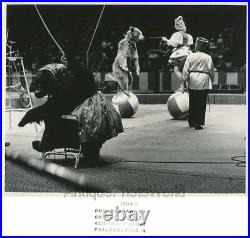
[12,21,245,74]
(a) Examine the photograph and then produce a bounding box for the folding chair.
[43,114,83,168]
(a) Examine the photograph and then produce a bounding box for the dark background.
[6,4,246,72]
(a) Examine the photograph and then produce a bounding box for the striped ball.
[112,91,139,118]
[167,91,189,119]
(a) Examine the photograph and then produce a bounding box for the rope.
[231,155,246,168]
[34,5,65,62]
[86,5,105,69]
[106,155,246,168]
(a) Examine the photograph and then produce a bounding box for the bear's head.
[31,63,72,98]
[125,26,144,44]
[33,70,57,98]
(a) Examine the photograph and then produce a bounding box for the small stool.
[42,114,83,168]
[44,145,83,169]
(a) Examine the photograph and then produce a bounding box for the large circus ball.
[167,91,189,119]
[112,91,139,118]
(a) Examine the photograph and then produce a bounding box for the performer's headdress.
[175,16,186,32]
[195,37,209,52]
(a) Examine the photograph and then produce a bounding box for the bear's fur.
[18,59,101,164]
[19,60,97,127]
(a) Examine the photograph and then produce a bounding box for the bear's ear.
[129,26,135,32]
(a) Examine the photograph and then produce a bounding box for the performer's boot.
[195,125,204,130]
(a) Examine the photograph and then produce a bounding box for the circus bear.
[112,26,144,93]
[18,58,123,166]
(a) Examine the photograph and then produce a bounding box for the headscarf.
[175,16,187,32]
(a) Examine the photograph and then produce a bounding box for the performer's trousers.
[188,89,209,127]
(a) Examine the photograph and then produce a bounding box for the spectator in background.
[209,38,216,50]
[217,34,224,51]
[223,50,235,71]
[209,38,217,59]
[31,61,38,74]
[97,40,115,71]
[223,24,235,49]
[215,54,225,71]
[224,61,233,71]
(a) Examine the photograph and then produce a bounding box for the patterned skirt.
[71,92,124,144]
[169,47,192,72]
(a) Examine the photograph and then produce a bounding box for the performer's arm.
[162,32,183,48]
[187,34,194,46]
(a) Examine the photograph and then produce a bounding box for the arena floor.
[4,104,246,193]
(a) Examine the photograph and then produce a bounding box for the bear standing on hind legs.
[18,57,123,166]
[112,26,144,93]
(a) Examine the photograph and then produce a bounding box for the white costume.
[162,16,193,71]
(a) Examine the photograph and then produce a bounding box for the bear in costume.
[18,58,123,163]
[19,60,96,127]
